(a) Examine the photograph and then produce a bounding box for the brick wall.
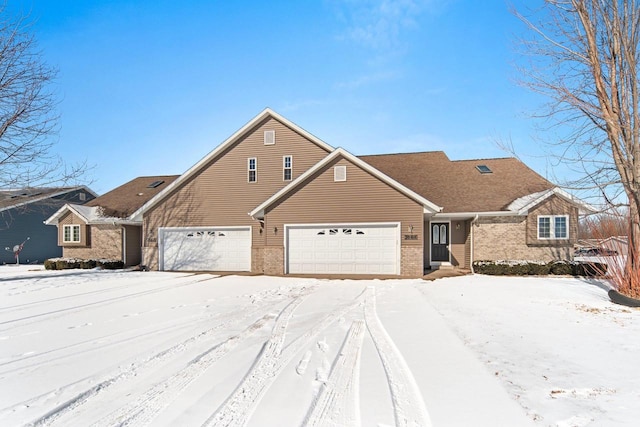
[142,246,159,270]
[252,247,265,273]
[401,245,423,277]
[473,215,572,262]
[264,247,284,275]
[64,225,122,260]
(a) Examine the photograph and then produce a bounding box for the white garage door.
[286,224,399,275]
[160,227,251,272]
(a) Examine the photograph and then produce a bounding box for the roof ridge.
[359,150,447,157]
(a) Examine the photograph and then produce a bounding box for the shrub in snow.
[472,260,606,277]
[44,258,124,270]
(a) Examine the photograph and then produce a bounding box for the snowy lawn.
[0,266,638,427]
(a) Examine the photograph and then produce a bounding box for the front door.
[431,222,450,262]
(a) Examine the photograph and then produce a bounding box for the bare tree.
[515,1,640,297]
[0,5,84,189]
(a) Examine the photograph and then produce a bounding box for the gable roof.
[508,187,596,215]
[249,148,442,219]
[359,152,556,213]
[45,176,178,225]
[85,175,179,218]
[131,108,335,221]
[0,186,96,213]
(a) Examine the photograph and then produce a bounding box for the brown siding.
[264,156,424,275]
[143,117,330,269]
[450,220,468,267]
[58,212,89,247]
[124,225,142,266]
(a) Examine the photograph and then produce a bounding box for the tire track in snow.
[303,320,365,427]
[364,286,432,427]
[202,296,305,427]
[0,274,214,331]
[202,288,368,427]
[90,313,274,427]
[19,285,315,427]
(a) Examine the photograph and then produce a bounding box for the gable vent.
[476,165,492,174]
[264,130,275,145]
[334,165,347,182]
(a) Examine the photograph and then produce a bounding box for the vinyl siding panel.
[143,117,330,251]
[124,225,142,266]
[264,156,424,247]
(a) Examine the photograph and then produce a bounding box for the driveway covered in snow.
[0,267,637,426]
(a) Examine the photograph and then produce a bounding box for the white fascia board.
[44,203,91,225]
[432,211,522,219]
[249,147,442,219]
[516,187,597,215]
[130,108,335,221]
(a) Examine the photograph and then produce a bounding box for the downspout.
[470,214,479,273]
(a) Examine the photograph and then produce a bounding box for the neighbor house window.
[538,215,569,239]
[63,224,81,243]
[283,155,292,181]
[248,157,257,182]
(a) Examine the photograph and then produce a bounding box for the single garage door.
[160,227,251,271]
[286,223,399,275]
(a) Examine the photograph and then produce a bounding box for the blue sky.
[9,0,558,194]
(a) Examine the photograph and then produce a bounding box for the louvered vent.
[334,165,347,182]
[264,130,275,145]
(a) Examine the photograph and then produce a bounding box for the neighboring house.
[0,187,96,264]
[576,236,628,256]
[46,109,594,277]
[45,176,178,266]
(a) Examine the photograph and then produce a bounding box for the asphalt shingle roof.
[359,151,555,213]
[86,175,179,218]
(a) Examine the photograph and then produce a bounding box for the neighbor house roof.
[45,176,178,225]
[0,186,96,213]
[359,152,555,213]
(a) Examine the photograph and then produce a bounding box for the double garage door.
[159,223,400,275]
[286,223,400,275]
[160,227,251,272]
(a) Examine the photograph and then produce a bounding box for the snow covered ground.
[0,266,638,427]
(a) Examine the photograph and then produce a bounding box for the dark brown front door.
[431,222,449,262]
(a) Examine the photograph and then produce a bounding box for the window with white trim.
[63,224,81,243]
[538,215,569,239]
[248,157,257,183]
[283,155,292,181]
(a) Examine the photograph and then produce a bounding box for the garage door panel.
[161,227,251,272]
[287,224,399,275]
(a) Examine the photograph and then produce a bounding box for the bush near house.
[44,258,124,270]
[472,260,607,277]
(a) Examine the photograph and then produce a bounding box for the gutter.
[470,214,479,274]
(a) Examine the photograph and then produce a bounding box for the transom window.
[63,224,81,243]
[538,215,569,239]
[283,155,292,181]
[248,157,257,183]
